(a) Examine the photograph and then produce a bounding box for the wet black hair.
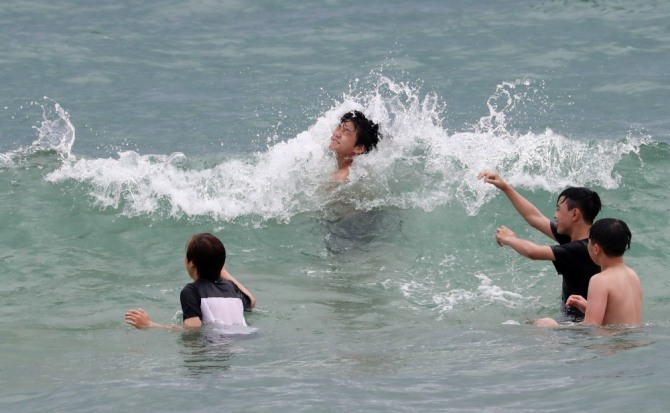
[185,233,226,281]
[589,218,632,257]
[557,187,602,224]
[340,110,381,153]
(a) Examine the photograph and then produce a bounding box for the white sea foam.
[429,274,527,316]
[0,98,75,167]
[35,76,649,222]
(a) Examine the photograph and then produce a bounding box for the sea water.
[1,1,670,412]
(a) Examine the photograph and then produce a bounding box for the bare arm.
[221,267,256,309]
[478,171,554,240]
[578,278,607,326]
[124,308,201,331]
[496,226,556,260]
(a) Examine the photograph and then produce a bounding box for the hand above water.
[125,308,154,329]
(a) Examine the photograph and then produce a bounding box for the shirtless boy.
[536,218,642,327]
[329,110,381,182]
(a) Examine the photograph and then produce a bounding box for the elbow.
[247,294,257,310]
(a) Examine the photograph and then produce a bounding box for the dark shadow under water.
[321,201,403,255]
[178,326,257,377]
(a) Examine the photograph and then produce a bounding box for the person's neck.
[568,221,592,242]
[597,255,625,271]
[336,154,354,170]
[333,155,354,182]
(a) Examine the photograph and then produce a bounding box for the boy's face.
[329,120,365,158]
[554,196,575,235]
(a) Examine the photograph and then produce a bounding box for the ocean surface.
[2,1,670,412]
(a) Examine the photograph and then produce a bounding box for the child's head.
[340,110,381,153]
[185,233,226,281]
[588,218,632,257]
[557,187,602,224]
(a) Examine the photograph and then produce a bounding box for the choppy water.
[2,1,670,412]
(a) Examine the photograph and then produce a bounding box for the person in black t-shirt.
[478,171,601,318]
[125,233,256,330]
[536,218,642,327]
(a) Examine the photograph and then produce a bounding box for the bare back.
[585,264,642,326]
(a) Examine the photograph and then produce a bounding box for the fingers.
[495,226,504,246]
[495,225,508,235]
[566,295,584,306]
[477,171,494,181]
[495,226,515,247]
[125,309,143,317]
[125,310,138,325]
[124,308,146,328]
[477,170,498,180]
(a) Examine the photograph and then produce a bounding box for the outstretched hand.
[477,171,508,190]
[125,308,154,329]
[495,225,516,247]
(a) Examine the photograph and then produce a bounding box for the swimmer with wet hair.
[329,110,381,182]
[536,218,642,327]
[478,171,602,319]
[125,233,255,330]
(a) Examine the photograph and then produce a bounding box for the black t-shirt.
[549,222,600,313]
[180,278,252,326]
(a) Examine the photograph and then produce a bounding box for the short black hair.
[185,233,226,281]
[557,187,601,224]
[340,110,381,153]
[589,218,632,257]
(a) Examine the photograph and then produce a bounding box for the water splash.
[0,98,75,167]
[32,99,76,157]
[45,75,647,222]
[431,274,526,316]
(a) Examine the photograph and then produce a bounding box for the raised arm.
[221,267,256,309]
[478,171,555,240]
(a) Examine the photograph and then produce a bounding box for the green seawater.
[2,1,670,412]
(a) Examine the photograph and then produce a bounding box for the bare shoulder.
[589,270,607,285]
[613,264,640,283]
[626,265,640,279]
[601,264,641,291]
[588,269,616,295]
[625,265,642,286]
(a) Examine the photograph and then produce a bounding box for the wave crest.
[42,76,648,221]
